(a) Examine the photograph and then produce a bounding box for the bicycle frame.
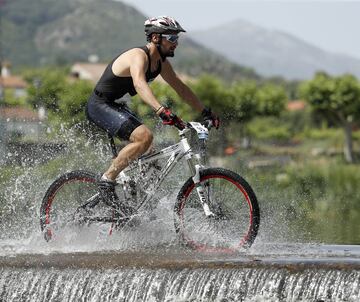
[74,122,213,226]
[117,129,194,203]
[115,122,214,216]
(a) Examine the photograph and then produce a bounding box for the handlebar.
[160,109,214,131]
[174,119,214,131]
[159,103,218,131]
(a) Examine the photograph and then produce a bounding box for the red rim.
[178,174,254,253]
[44,176,96,240]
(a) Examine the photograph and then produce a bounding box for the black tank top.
[94,46,162,102]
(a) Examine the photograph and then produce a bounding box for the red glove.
[202,107,220,129]
[159,108,185,130]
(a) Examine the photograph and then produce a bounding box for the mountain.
[1,0,259,81]
[191,19,360,80]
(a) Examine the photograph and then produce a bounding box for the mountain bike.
[40,121,260,252]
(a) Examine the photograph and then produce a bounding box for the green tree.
[190,75,232,153]
[2,90,27,107]
[256,83,287,117]
[300,72,360,163]
[229,81,286,123]
[229,80,258,124]
[58,80,93,127]
[23,68,96,129]
[24,68,67,111]
[227,81,287,147]
[190,75,230,116]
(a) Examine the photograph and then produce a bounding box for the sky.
[121,0,360,59]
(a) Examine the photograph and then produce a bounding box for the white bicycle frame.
[115,122,215,216]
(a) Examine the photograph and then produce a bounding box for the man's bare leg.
[103,125,153,181]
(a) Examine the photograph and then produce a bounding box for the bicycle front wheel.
[40,170,100,241]
[174,168,260,252]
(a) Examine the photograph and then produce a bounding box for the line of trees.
[20,69,287,149]
[6,67,360,162]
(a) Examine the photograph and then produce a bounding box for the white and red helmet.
[144,16,186,36]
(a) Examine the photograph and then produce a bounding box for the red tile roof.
[0,106,39,121]
[0,76,28,89]
[287,100,306,111]
[71,63,107,83]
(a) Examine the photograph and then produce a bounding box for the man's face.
[159,34,179,57]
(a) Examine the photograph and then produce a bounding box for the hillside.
[191,19,360,80]
[1,0,259,81]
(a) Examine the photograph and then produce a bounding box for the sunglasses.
[162,34,179,43]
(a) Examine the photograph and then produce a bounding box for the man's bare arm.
[130,50,163,113]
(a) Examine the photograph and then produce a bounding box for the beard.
[160,45,175,58]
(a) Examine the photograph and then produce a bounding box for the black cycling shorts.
[86,92,142,140]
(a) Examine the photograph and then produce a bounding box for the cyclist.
[85,16,220,209]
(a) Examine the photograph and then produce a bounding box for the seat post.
[108,134,118,158]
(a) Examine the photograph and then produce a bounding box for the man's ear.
[152,34,161,44]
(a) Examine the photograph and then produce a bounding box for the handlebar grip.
[174,118,186,130]
[203,120,213,130]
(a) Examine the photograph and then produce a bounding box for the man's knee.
[130,125,153,150]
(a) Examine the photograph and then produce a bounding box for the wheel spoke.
[175,169,259,251]
[40,171,115,241]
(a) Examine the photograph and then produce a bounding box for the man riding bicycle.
[86,16,220,208]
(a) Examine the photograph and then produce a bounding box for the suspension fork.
[186,158,215,217]
[182,136,214,217]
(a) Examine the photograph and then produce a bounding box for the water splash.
[0,125,193,253]
[0,123,312,254]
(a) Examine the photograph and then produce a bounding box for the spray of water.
[0,124,194,254]
[0,121,318,256]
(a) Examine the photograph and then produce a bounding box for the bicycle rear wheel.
[40,170,104,241]
[174,168,260,252]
